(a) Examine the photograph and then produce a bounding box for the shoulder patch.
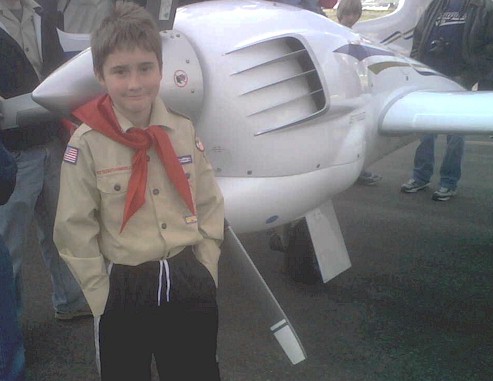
[63,145,79,164]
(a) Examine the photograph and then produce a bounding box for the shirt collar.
[113,97,176,133]
[0,0,40,19]
[0,0,40,13]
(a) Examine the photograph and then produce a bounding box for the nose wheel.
[269,219,322,284]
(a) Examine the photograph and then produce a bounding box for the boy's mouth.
[127,94,146,99]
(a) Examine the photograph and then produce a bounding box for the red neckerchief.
[73,94,195,232]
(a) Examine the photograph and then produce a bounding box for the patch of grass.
[324,9,393,22]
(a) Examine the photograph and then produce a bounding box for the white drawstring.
[164,260,171,302]
[158,260,164,306]
[157,259,171,305]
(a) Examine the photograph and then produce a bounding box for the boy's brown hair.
[336,0,362,21]
[91,1,163,77]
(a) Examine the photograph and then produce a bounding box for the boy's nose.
[127,72,142,89]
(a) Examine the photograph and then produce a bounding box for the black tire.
[285,219,322,284]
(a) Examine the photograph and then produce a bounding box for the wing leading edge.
[379,90,493,135]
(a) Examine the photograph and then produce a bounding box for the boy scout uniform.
[54,98,224,317]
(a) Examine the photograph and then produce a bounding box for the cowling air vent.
[226,37,326,136]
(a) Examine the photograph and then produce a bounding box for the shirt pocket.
[96,171,131,223]
[96,171,130,194]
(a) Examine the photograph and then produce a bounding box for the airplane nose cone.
[33,50,102,117]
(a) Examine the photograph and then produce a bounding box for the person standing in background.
[401,0,493,201]
[0,136,25,381]
[337,0,383,186]
[57,0,110,33]
[0,0,89,320]
[336,0,362,28]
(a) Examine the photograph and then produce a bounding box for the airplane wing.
[379,90,493,135]
[222,222,306,365]
[0,94,55,130]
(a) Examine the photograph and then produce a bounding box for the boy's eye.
[111,68,127,76]
[140,64,154,73]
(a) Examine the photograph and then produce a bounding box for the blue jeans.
[0,138,87,315]
[0,237,25,381]
[413,134,464,190]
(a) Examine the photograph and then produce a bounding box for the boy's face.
[96,47,162,126]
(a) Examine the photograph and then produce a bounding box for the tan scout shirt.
[54,98,225,317]
[0,0,42,78]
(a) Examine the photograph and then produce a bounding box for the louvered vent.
[227,37,326,135]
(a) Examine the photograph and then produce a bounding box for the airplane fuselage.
[33,0,466,234]
[173,1,462,233]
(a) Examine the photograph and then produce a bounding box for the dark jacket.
[411,0,493,87]
[0,138,17,204]
[0,5,65,150]
[0,5,65,98]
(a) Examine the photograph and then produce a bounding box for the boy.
[53,2,225,380]
[336,0,362,28]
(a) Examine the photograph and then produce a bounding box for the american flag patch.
[63,146,79,164]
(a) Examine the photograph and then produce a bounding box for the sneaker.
[400,179,430,193]
[357,172,382,186]
[432,187,456,201]
[55,307,92,321]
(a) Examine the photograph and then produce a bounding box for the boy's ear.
[94,70,106,88]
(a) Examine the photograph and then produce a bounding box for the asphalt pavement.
[21,136,493,380]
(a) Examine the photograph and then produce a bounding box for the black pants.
[98,248,220,381]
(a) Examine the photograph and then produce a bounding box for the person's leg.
[35,138,88,316]
[98,309,153,381]
[413,134,436,184]
[154,249,220,380]
[438,134,464,190]
[0,240,25,381]
[0,148,42,317]
[154,303,220,381]
[98,262,160,380]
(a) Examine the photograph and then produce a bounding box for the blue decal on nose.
[266,215,279,224]
[334,44,395,61]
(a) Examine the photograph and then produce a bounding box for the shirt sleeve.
[53,129,109,316]
[191,128,225,286]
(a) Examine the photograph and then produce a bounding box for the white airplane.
[4,0,493,365]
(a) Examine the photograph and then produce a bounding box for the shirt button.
[146,155,150,162]
[152,188,160,195]
[114,184,121,191]
[25,47,29,52]
[161,223,167,229]
[185,173,190,179]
